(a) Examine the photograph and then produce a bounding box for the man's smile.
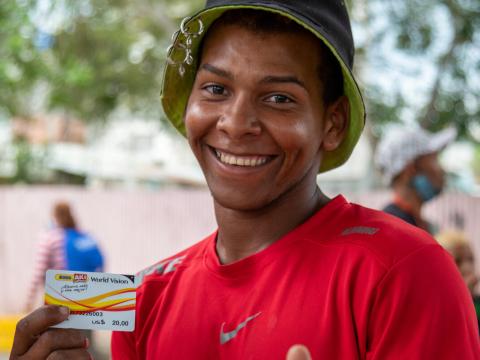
[208,145,276,168]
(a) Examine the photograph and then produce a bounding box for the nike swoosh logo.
[220,312,261,345]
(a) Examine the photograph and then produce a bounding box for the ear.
[321,96,349,152]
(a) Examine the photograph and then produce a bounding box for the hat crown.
[204,0,354,69]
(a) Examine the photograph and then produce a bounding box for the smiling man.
[10,1,480,360]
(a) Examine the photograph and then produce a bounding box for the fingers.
[26,328,88,359]
[45,348,92,360]
[286,344,312,360]
[11,305,70,357]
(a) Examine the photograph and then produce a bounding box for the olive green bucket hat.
[161,0,366,173]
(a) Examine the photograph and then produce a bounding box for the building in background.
[0,115,478,193]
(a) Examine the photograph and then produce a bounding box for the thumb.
[286,344,312,360]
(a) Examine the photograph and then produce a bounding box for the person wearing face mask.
[376,127,456,234]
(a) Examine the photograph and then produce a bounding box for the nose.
[216,93,261,139]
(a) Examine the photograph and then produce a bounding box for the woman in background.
[25,201,104,312]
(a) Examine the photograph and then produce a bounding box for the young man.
[375,126,456,234]
[10,1,480,359]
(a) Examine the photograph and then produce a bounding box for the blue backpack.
[64,228,104,272]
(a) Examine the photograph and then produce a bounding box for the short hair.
[53,201,77,229]
[199,9,344,105]
[436,230,470,252]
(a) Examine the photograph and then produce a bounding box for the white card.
[45,270,136,332]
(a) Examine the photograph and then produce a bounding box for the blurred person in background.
[437,230,480,330]
[11,1,479,359]
[23,201,105,359]
[25,201,104,312]
[376,127,456,234]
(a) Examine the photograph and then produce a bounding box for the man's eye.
[266,94,293,104]
[204,85,225,95]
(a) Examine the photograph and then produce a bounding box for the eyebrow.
[200,63,233,80]
[199,63,306,91]
[260,75,307,90]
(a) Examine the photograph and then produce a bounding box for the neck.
[392,186,431,231]
[214,184,329,265]
[393,186,423,216]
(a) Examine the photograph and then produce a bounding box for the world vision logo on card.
[74,273,88,282]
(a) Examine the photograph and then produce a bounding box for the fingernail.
[84,337,90,349]
[59,306,70,316]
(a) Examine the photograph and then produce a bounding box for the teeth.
[214,149,269,167]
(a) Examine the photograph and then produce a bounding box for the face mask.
[411,174,441,202]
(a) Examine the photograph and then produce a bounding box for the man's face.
[414,152,446,191]
[184,24,345,210]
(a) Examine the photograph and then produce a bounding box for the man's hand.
[10,305,91,359]
[286,345,312,360]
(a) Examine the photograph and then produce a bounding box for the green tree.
[2,0,478,143]
[43,0,171,122]
[0,0,204,123]
[0,0,46,118]
[349,0,479,144]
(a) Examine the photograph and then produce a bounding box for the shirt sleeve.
[26,231,59,307]
[367,244,480,359]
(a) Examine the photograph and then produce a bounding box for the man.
[376,126,456,233]
[10,1,479,359]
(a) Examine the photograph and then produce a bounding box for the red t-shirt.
[111,196,479,359]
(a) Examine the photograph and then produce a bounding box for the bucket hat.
[161,0,366,173]
[375,126,457,184]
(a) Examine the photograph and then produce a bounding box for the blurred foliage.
[0,0,478,145]
[10,138,49,183]
[350,0,480,143]
[365,86,407,127]
[0,0,203,122]
[12,139,33,183]
[0,0,45,117]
